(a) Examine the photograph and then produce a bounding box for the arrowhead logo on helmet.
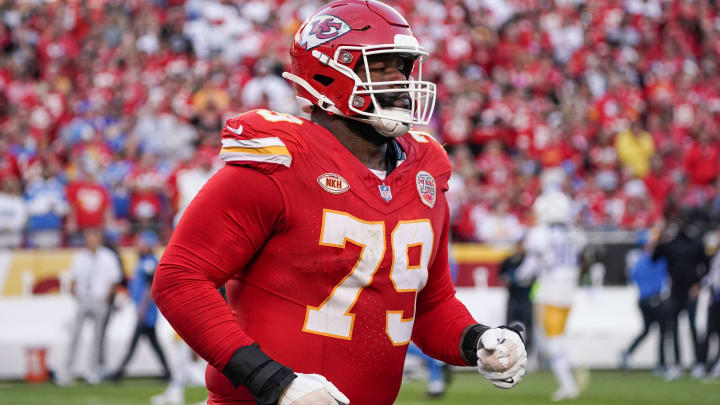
[298,14,351,50]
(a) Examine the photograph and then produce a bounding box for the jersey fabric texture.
[152,109,476,405]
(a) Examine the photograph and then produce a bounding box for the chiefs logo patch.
[317,173,350,194]
[298,14,351,50]
[416,171,436,208]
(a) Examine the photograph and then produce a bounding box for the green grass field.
[0,371,718,405]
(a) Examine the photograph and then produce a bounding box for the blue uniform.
[130,254,159,327]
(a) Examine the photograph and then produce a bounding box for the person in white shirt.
[60,228,123,385]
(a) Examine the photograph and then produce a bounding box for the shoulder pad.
[220,109,307,172]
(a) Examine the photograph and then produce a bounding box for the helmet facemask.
[340,41,436,137]
[283,34,436,138]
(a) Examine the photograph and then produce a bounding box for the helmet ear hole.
[313,74,335,87]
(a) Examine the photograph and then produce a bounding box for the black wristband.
[221,343,297,405]
[461,323,526,366]
[460,324,490,366]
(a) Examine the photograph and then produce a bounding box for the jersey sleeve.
[219,109,307,173]
[412,204,476,366]
[151,164,286,372]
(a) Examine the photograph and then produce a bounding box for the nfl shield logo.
[416,171,436,208]
[378,183,392,202]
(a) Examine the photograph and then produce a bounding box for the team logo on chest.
[317,173,350,194]
[378,183,392,202]
[416,171,436,208]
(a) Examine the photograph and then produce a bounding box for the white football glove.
[278,373,350,405]
[476,327,527,389]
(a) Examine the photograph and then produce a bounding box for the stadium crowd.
[1,0,720,248]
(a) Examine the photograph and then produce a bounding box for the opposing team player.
[516,188,587,401]
[152,1,526,404]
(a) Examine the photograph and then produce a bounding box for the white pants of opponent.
[65,298,111,382]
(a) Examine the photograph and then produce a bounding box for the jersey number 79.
[302,209,433,345]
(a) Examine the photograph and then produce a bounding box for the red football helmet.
[282,0,436,137]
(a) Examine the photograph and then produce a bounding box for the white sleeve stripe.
[220,152,292,167]
[222,137,287,149]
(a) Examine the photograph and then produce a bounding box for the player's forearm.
[151,261,255,371]
[412,295,477,366]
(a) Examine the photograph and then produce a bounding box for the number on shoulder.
[256,109,304,125]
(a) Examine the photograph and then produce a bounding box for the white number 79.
[302,210,433,345]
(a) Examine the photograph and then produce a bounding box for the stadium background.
[1,0,719,403]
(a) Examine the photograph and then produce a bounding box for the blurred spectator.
[241,59,296,113]
[127,153,167,233]
[169,147,220,226]
[65,166,112,246]
[473,199,525,248]
[620,229,670,374]
[0,139,20,185]
[621,179,659,230]
[643,155,672,215]
[498,242,533,355]
[131,101,198,165]
[703,245,720,379]
[684,131,719,186]
[475,139,513,186]
[615,121,654,178]
[405,344,451,398]
[111,231,171,382]
[58,228,123,386]
[653,220,711,379]
[710,178,720,225]
[0,177,27,248]
[24,159,68,248]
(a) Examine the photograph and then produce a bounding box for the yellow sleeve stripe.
[220,146,290,156]
[219,136,292,167]
[222,137,287,149]
[220,150,292,167]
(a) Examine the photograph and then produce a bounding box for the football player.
[151,1,526,404]
[516,188,587,401]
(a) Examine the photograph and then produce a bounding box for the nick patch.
[416,171,436,208]
[298,14,351,50]
[317,173,350,194]
[378,183,393,202]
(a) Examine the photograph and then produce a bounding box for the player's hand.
[476,325,527,389]
[278,373,350,405]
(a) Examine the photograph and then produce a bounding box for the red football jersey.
[153,109,476,405]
